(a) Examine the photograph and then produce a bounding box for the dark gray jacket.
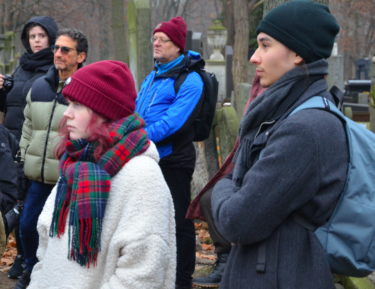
[0,124,17,214]
[212,63,349,289]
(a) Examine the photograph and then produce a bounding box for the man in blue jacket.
[135,16,203,289]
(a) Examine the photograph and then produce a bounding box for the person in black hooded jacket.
[0,16,58,141]
[0,16,58,280]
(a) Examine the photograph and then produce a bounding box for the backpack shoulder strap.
[290,96,346,124]
[174,69,191,95]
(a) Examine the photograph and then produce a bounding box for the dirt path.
[0,271,17,289]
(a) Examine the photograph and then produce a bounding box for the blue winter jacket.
[135,51,204,169]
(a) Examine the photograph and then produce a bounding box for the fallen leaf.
[202,243,212,251]
[196,252,217,260]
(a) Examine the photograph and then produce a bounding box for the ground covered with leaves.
[194,221,218,288]
[0,234,18,288]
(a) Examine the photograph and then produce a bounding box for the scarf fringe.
[68,218,102,267]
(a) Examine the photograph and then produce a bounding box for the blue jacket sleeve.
[144,72,203,144]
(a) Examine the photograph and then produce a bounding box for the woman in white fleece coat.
[27,60,176,289]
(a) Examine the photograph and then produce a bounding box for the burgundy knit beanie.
[153,16,187,53]
[62,60,137,121]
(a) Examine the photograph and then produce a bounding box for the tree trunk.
[223,0,234,47]
[232,0,249,107]
[111,0,128,64]
[263,0,328,17]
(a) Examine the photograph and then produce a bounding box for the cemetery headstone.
[191,32,203,55]
[327,55,344,91]
[186,30,193,51]
[217,106,239,162]
[225,46,234,100]
[355,58,371,80]
[237,83,252,122]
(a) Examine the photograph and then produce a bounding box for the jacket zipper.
[40,95,58,183]
[254,120,275,141]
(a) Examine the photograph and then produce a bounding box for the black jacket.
[0,124,18,214]
[0,16,58,141]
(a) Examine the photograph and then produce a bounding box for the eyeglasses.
[51,45,77,54]
[151,36,172,45]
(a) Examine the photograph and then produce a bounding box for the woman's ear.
[294,54,304,65]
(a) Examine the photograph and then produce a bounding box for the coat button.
[1,143,5,148]
[265,131,269,136]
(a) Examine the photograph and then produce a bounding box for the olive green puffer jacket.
[19,67,67,185]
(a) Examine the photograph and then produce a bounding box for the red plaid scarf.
[50,114,150,267]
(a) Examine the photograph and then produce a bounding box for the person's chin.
[260,78,270,88]
[54,63,65,70]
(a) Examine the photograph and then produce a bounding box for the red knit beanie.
[153,16,187,53]
[62,60,137,121]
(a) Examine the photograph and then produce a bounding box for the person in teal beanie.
[211,1,347,288]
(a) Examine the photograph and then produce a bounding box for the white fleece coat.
[28,142,176,289]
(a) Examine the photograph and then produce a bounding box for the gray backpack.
[290,96,375,277]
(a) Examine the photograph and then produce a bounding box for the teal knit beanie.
[256,0,340,63]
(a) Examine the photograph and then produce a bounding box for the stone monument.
[327,40,344,91]
[205,20,227,103]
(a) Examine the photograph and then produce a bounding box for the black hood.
[21,16,58,52]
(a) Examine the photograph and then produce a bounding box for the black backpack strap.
[174,69,190,95]
[156,69,204,146]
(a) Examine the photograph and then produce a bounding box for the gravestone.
[127,0,153,91]
[191,32,203,55]
[355,58,371,80]
[358,93,369,105]
[217,106,239,162]
[191,129,219,198]
[186,30,193,51]
[225,46,234,100]
[247,49,257,85]
[327,55,344,91]
[237,83,252,122]
[191,112,219,198]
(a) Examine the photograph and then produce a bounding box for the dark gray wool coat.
[212,60,349,289]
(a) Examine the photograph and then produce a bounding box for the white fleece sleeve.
[101,155,175,289]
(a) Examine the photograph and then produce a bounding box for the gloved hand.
[16,162,29,201]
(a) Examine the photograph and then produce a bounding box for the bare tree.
[330,0,375,81]
[263,0,328,16]
[232,0,258,104]
[111,0,128,64]
[223,0,234,47]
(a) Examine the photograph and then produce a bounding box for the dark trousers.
[161,167,195,287]
[200,188,231,254]
[20,180,54,272]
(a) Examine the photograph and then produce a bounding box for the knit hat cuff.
[257,20,325,63]
[154,27,185,53]
[63,77,133,121]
